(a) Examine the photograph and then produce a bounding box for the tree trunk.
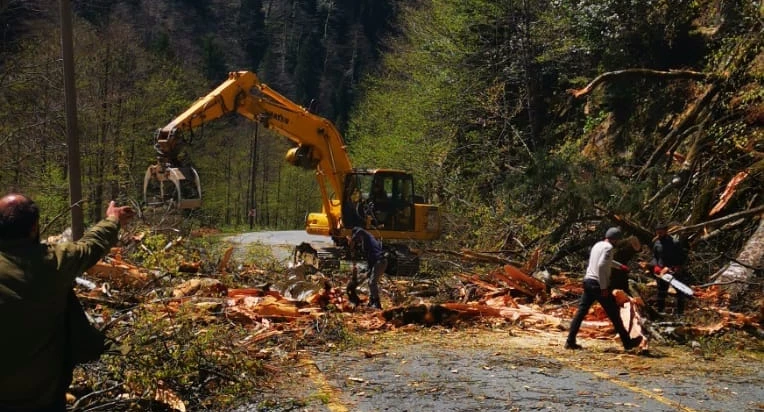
[225,145,232,225]
[714,218,764,299]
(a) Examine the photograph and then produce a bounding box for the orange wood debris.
[499,264,547,296]
[709,170,749,216]
[178,261,201,273]
[85,252,152,289]
[217,246,235,274]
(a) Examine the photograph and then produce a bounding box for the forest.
[2,0,760,298]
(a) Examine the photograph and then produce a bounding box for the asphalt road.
[224,230,334,262]
[274,330,763,412]
[226,231,764,412]
[310,336,763,412]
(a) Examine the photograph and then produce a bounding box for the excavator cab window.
[393,176,415,230]
[343,172,415,231]
[341,175,365,229]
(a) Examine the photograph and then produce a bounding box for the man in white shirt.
[565,227,642,351]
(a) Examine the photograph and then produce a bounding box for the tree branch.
[672,205,764,235]
[567,69,712,98]
[697,279,763,288]
[40,199,85,236]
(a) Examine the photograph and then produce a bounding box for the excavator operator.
[341,181,364,229]
[369,180,389,227]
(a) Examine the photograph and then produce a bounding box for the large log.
[501,264,547,296]
[713,218,764,299]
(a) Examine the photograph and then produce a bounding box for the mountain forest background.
[0,0,762,301]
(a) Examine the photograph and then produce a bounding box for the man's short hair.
[605,227,623,240]
[0,194,40,240]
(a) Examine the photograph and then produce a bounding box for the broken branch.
[567,69,711,98]
[673,204,764,235]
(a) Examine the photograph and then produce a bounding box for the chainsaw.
[655,271,694,297]
[614,260,694,297]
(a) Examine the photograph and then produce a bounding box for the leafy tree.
[238,0,268,70]
[201,34,228,81]
[347,1,466,203]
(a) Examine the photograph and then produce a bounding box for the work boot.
[624,336,643,351]
[564,341,582,350]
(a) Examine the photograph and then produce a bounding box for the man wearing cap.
[349,227,387,309]
[652,223,689,315]
[565,227,642,351]
[0,193,134,411]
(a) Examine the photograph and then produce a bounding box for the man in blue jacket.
[349,227,387,309]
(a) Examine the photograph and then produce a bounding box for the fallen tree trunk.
[567,69,711,98]
[673,204,764,235]
[712,217,764,300]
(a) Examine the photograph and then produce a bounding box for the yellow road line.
[571,362,699,412]
[299,357,349,412]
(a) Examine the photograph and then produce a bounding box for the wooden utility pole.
[247,125,259,230]
[60,0,84,240]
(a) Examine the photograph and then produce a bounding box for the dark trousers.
[368,258,388,307]
[656,271,687,314]
[567,279,632,347]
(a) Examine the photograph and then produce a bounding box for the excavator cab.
[342,170,416,232]
[143,164,202,209]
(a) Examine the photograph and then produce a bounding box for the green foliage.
[569,0,703,68]
[132,233,184,272]
[100,305,264,410]
[583,110,609,134]
[693,335,728,360]
[304,312,359,350]
[35,165,71,236]
[202,35,228,81]
[347,0,466,200]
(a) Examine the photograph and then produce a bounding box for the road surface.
[226,231,764,412]
[224,230,334,262]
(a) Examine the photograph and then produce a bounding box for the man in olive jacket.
[0,193,134,411]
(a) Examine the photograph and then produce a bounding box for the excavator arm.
[149,71,353,233]
[154,71,352,194]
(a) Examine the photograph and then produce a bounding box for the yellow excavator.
[144,71,440,275]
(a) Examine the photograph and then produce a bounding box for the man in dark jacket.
[349,227,387,309]
[652,223,689,315]
[0,193,134,411]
